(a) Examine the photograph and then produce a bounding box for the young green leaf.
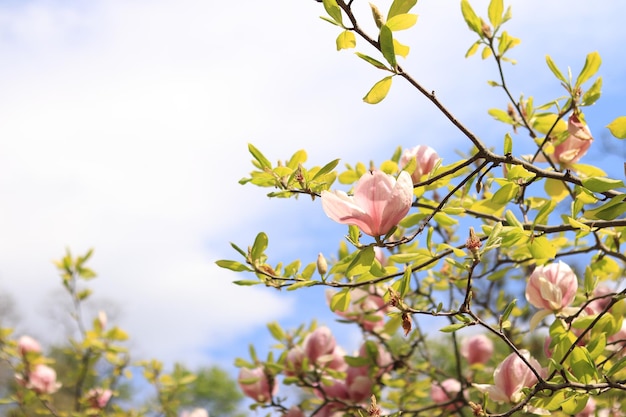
[581,76,602,106]
[606,115,626,139]
[488,0,503,28]
[460,0,482,34]
[355,52,389,70]
[385,13,418,31]
[248,143,272,169]
[575,51,601,87]
[379,25,397,68]
[545,55,567,84]
[581,176,624,193]
[251,232,269,260]
[322,0,343,25]
[216,260,253,272]
[363,76,393,104]
[388,0,417,19]
[336,30,356,50]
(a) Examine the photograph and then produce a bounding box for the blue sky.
[0,0,624,390]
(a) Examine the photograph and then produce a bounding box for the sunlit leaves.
[546,55,567,84]
[460,0,482,35]
[487,0,503,28]
[385,13,418,31]
[356,52,389,70]
[581,76,602,106]
[606,115,626,139]
[388,0,417,19]
[322,0,343,26]
[575,51,601,88]
[581,176,624,193]
[336,30,356,50]
[363,76,393,104]
[379,25,397,68]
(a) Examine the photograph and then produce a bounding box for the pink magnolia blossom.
[576,397,596,417]
[553,114,593,166]
[321,170,413,237]
[303,326,337,364]
[237,367,277,403]
[17,335,41,356]
[22,364,62,394]
[86,388,113,409]
[474,350,544,403]
[587,285,614,314]
[460,334,494,365]
[431,379,463,410]
[399,145,441,184]
[525,261,578,311]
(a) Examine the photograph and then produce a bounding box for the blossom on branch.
[553,114,593,166]
[86,387,113,409]
[17,335,41,356]
[525,261,578,312]
[321,170,413,237]
[460,334,494,365]
[237,367,277,403]
[474,350,544,404]
[18,364,62,394]
[399,145,441,184]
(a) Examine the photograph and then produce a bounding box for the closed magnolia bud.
[17,335,41,356]
[460,334,494,365]
[317,253,328,276]
[399,145,441,184]
[238,367,277,403]
[303,326,336,364]
[369,2,385,28]
[525,261,578,311]
[552,114,593,166]
[86,388,113,409]
[431,379,463,410]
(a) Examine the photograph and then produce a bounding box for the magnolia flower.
[553,114,593,166]
[460,334,494,365]
[474,350,544,404]
[237,367,277,403]
[399,145,441,183]
[17,335,41,356]
[576,397,596,417]
[321,170,413,237]
[431,379,463,410]
[86,388,113,409]
[303,326,337,364]
[525,261,578,312]
[21,364,62,394]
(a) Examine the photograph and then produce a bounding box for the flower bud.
[303,326,336,364]
[525,261,578,311]
[399,145,440,184]
[237,367,277,403]
[460,334,494,365]
[552,114,593,166]
[317,253,328,277]
[431,379,463,410]
[17,335,41,356]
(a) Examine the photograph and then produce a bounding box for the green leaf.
[581,176,624,193]
[232,280,261,286]
[465,41,480,58]
[606,115,626,139]
[379,25,397,67]
[528,235,556,260]
[286,280,316,291]
[312,158,340,181]
[363,76,393,104]
[575,51,601,87]
[501,299,517,322]
[355,52,389,70]
[584,195,626,221]
[336,30,356,50]
[439,323,467,333]
[388,0,417,19]
[330,289,351,312]
[392,39,410,58]
[248,143,272,169]
[532,113,568,135]
[492,182,518,204]
[392,267,412,297]
[216,260,252,272]
[267,322,285,341]
[488,0,503,28]
[385,13,418,31]
[460,0,482,34]
[504,209,523,229]
[544,178,569,203]
[346,246,375,277]
[488,108,514,124]
[545,55,567,84]
[322,0,343,25]
[504,132,513,154]
[581,76,602,106]
[251,232,269,261]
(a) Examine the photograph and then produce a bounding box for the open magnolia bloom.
[399,145,441,184]
[321,170,413,237]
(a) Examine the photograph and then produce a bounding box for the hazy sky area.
[0,0,625,386]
